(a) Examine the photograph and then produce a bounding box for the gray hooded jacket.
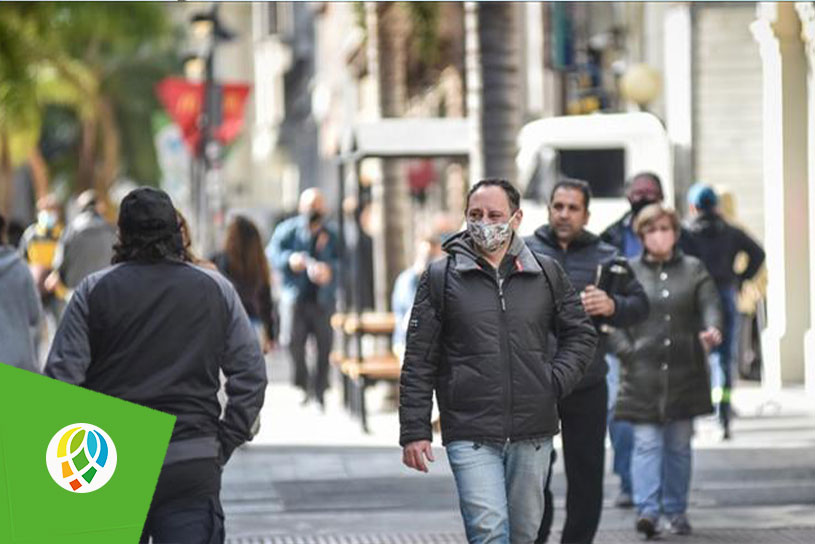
[0,246,41,372]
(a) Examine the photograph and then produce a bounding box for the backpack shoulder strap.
[428,255,450,321]
[529,251,563,313]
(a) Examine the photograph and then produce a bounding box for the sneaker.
[636,516,660,539]
[614,491,634,508]
[668,514,692,535]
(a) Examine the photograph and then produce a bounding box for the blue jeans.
[631,420,694,520]
[710,286,739,429]
[606,354,633,495]
[447,438,553,544]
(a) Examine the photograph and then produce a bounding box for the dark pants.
[289,298,333,401]
[711,286,738,432]
[140,458,224,544]
[538,380,608,544]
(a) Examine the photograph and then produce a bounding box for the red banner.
[155,77,251,153]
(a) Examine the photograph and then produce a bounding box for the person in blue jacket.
[267,188,339,408]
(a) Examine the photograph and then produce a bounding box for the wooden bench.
[330,312,400,432]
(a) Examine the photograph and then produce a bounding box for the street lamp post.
[188,4,234,254]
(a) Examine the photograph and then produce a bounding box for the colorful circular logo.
[45,423,118,493]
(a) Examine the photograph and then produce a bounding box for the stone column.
[663,3,694,203]
[796,1,815,397]
[751,3,810,390]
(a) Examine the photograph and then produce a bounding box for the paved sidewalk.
[226,528,815,544]
[224,352,815,542]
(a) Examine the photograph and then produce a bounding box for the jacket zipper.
[496,273,513,440]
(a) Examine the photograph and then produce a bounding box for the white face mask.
[38,211,57,229]
[467,213,515,253]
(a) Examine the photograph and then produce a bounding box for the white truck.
[515,111,674,237]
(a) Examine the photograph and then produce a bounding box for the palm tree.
[465,2,522,183]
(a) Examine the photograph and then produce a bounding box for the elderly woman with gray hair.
[609,203,723,539]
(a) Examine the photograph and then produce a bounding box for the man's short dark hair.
[626,172,664,198]
[550,178,592,210]
[466,178,521,213]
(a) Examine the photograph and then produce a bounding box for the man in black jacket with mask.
[400,179,598,544]
[527,178,650,544]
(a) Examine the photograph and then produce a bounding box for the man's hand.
[580,285,616,317]
[262,337,276,354]
[402,440,435,473]
[307,261,333,285]
[44,270,60,293]
[699,327,722,352]
[288,252,308,273]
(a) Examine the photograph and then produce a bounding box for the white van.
[515,112,674,237]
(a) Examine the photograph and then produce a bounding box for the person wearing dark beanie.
[45,187,267,543]
[686,183,765,440]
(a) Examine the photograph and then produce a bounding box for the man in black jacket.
[686,184,765,439]
[400,179,597,544]
[527,178,650,544]
[46,187,267,544]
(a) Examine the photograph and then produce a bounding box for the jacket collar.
[448,231,541,275]
[641,247,685,268]
[533,224,599,251]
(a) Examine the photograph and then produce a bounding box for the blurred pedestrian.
[391,233,443,358]
[527,178,650,544]
[400,179,597,544]
[46,189,117,295]
[266,188,339,408]
[19,194,64,297]
[686,184,765,439]
[45,187,267,544]
[609,203,722,538]
[601,172,699,258]
[212,215,279,353]
[599,172,699,508]
[0,212,42,373]
[18,194,66,343]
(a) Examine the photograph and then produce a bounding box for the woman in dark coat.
[212,216,278,352]
[610,204,722,539]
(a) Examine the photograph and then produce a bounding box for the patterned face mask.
[467,213,516,253]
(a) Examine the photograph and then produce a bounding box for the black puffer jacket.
[526,226,650,391]
[610,250,722,423]
[686,212,765,290]
[399,232,598,446]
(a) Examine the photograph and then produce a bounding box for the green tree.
[0,3,178,214]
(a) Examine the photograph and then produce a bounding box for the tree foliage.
[0,2,179,210]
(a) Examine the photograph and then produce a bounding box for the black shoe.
[668,514,692,535]
[636,516,660,540]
